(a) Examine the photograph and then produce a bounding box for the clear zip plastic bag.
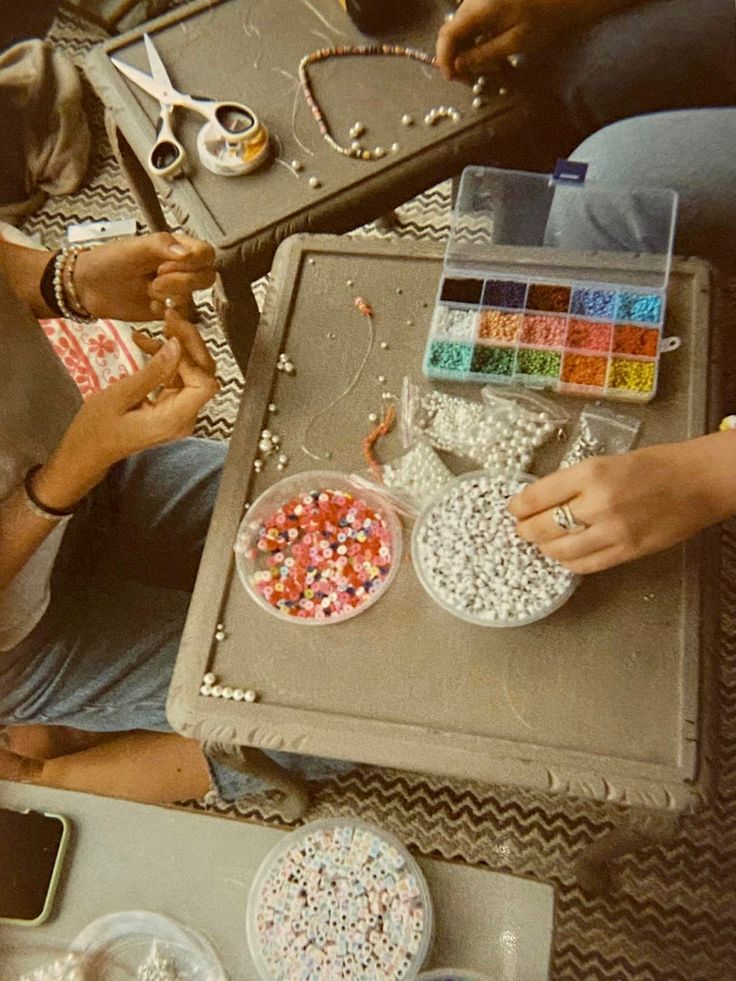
[399,377,569,477]
[559,402,641,468]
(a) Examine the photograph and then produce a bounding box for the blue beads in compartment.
[570,287,616,320]
[615,291,663,324]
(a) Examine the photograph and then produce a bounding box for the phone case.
[0,810,71,927]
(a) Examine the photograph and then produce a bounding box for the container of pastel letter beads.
[234,471,402,624]
[247,817,435,980]
[424,165,679,403]
[412,471,578,627]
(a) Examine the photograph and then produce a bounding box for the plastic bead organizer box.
[423,164,680,403]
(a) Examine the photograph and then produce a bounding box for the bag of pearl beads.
[412,470,578,627]
[400,377,568,476]
[559,403,641,469]
[356,437,456,514]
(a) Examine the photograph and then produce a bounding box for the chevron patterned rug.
[20,11,736,980]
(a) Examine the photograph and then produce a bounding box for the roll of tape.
[197,120,270,177]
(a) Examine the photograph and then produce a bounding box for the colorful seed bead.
[251,821,430,980]
[481,278,527,308]
[615,291,663,324]
[249,488,394,620]
[566,318,612,351]
[526,283,571,313]
[613,324,659,357]
[520,314,566,347]
[569,287,616,319]
[470,344,515,375]
[608,358,655,392]
[561,353,608,387]
[439,277,484,304]
[516,348,561,377]
[431,305,478,340]
[478,309,522,342]
[426,340,473,375]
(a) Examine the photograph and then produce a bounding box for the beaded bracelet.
[39,252,64,317]
[51,245,96,323]
[23,464,78,521]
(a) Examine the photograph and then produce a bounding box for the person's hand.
[73,231,216,321]
[46,310,219,500]
[436,0,588,80]
[507,434,736,573]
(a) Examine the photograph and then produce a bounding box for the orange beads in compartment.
[613,325,659,357]
[478,309,523,343]
[562,353,608,387]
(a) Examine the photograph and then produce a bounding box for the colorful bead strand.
[299,45,438,160]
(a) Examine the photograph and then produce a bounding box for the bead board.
[424,272,672,401]
[168,235,716,814]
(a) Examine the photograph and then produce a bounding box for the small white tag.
[67,218,138,243]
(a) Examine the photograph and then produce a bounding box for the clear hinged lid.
[446,164,678,291]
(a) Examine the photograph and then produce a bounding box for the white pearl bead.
[284,362,295,374]
[233,688,245,700]
[222,686,233,699]
[215,630,226,641]
[368,412,378,423]
[401,113,414,126]
[291,159,303,171]
[203,672,216,685]
[472,96,483,109]
[309,176,321,188]
[244,689,258,703]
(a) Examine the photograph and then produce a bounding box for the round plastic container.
[417,972,493,981]
[234,471,402,625]
[70,910,226,980]
[411,471,578,627]
[246,817,434,981]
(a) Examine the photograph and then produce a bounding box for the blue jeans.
[0,438,352,800]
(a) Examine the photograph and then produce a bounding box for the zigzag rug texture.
[19,10,736,980]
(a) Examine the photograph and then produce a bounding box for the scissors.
[111,33,263,179]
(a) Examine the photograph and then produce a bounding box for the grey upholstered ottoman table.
[84,0,535,369]
[167,233,720,890]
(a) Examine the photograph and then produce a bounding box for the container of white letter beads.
[412,471,578,627]
[246,818,434,980]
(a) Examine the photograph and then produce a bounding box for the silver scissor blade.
[143,33,175,91]
[110,56,163,101]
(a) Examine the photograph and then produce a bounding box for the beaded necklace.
[298,44,438,160]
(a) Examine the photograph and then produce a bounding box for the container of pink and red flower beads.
[424,163,680,403]
[234,471,402,624]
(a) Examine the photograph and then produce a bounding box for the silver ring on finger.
[552,503,588,534]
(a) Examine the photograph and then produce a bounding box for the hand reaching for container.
[507,433,736,573]
[435,0,627,81]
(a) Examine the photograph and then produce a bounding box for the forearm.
[0,240,57,319]
[693,430,736,521]
[0,449,106,591]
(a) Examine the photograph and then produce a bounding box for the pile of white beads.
[413,473,576,625]
[136,942,181,981]
[382,440,454,506]
[18,955,86,981]
[411,389,556,474]
[248,820,432,981]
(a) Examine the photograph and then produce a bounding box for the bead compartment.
[424,274,670,402]
[234,472,402,625]
[246,817,434,981]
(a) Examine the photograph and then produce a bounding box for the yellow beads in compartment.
[608,358,655,393]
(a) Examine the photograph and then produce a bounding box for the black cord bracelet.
[23,464,78,519]
[39,252,64,318]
